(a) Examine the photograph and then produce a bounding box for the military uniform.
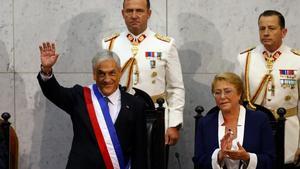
[236,44,300,163]
[102,28,185,128]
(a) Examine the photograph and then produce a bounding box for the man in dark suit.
[37,42,147,169]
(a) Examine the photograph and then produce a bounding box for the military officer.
[236,10,300,168]
[102,0,185,146]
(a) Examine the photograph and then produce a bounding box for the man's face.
[122,0,151,35]
[258,15,287,52]
[93,59,121,96]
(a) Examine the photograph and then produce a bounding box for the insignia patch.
[240,46,256,54]
[104,33,120,42]
[155,33,171,43]
[291,48,300,56]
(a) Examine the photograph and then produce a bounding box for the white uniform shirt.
[236,44,300,163]
[102,28,185,128]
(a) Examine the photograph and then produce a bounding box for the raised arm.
[39,42,59,75]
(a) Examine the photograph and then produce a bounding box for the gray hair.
[92,50,121,69]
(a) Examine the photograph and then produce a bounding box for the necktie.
[104,97,110,105]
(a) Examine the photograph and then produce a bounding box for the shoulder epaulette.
[291,48,300,56]
[240,47,256,54]
[104,33,120,42]
[155,33,171,43]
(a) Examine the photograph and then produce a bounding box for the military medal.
[157,52,162,60]
[145,51,162,60]
[270,84,275,96]
[266,75,275,96]
[145,52,154,59]
[279,69,297,89]
[285,95,291,101]
[151,71,157,77]
[133,70,139,85]
[150,60,156,69]
[151,72,157,84]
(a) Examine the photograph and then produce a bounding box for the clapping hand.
[218,130,234,162]
[224,142,250,161]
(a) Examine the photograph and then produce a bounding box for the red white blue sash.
[83,84,127,169]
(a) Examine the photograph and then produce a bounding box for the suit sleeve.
[193,118,214,169]
[255,113,276,169]
[131,100,147,169]
[165,39,185,127]
[37,73,77,114]
[0,138,7,169]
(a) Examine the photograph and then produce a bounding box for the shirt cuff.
[39,71,53,81]
[245,153,257,169]
[211,148,222,169]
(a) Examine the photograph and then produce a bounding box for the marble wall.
[1,0,300,168]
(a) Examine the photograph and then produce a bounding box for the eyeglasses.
[213,88,234,98]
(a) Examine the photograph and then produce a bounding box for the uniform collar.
[127,27,150,39]
[260,44,287,56]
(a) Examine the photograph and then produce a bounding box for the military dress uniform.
[102,28,185,128]
[236,44,300,164]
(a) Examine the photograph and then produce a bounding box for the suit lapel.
[115,91,132,128]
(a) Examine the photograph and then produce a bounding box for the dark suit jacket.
[193,106,275,169]
[38,74,147,169]
[0,123,8,169]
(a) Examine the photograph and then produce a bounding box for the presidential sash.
[83,84,127,169]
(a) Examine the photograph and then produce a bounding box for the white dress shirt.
[102,28,185,128]
[102,89,121,124]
